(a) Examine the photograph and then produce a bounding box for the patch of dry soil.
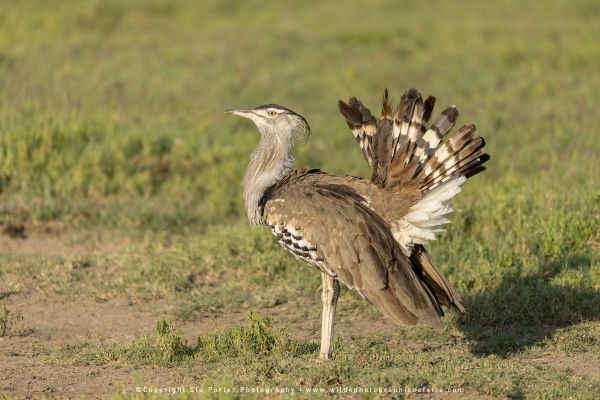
[0,223,128,258]
[530,352,600,380]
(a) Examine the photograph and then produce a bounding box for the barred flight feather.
[338,98,377,167]
[417,106,460,162]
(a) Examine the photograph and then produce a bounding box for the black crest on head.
[256,104,298,114]
[255,103,311,137]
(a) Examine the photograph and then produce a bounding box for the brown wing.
[263,170,443,327]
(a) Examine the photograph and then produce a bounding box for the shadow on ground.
[457,253,600,356]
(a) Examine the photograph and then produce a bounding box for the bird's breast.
[269,223,336,277]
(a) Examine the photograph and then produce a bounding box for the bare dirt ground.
[1,228,598,399]
[0,296,201,398]
[0,223,126,258]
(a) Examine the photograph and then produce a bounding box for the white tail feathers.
[392,175,466,254]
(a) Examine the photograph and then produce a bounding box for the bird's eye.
[267,110,277,116]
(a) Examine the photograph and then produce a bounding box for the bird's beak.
[225,108,254,119]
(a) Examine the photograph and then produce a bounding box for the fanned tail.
[386,88,488,194]
[338,88,489,196]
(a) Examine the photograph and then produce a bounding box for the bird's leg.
[319,272,340,360]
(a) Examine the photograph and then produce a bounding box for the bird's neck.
[243,130,294,226]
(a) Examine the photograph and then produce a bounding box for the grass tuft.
[155,319,195,363]
[0,302,30,337]
[196,311,314,361]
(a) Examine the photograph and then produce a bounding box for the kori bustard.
[227,88,489,359]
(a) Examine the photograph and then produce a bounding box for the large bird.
[227,88,489,359]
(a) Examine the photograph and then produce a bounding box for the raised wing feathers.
[338,88,489,254]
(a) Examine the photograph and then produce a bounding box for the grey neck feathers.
[243,126,294,226]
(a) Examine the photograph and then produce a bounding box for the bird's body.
[228,88,488,359]
[264,169,444,327]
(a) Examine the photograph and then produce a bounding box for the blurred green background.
[0,1,599,398]
[1,0,597,230]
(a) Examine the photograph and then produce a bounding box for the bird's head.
[226,104,310,139]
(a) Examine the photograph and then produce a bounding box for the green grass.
[0,0,599,399]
